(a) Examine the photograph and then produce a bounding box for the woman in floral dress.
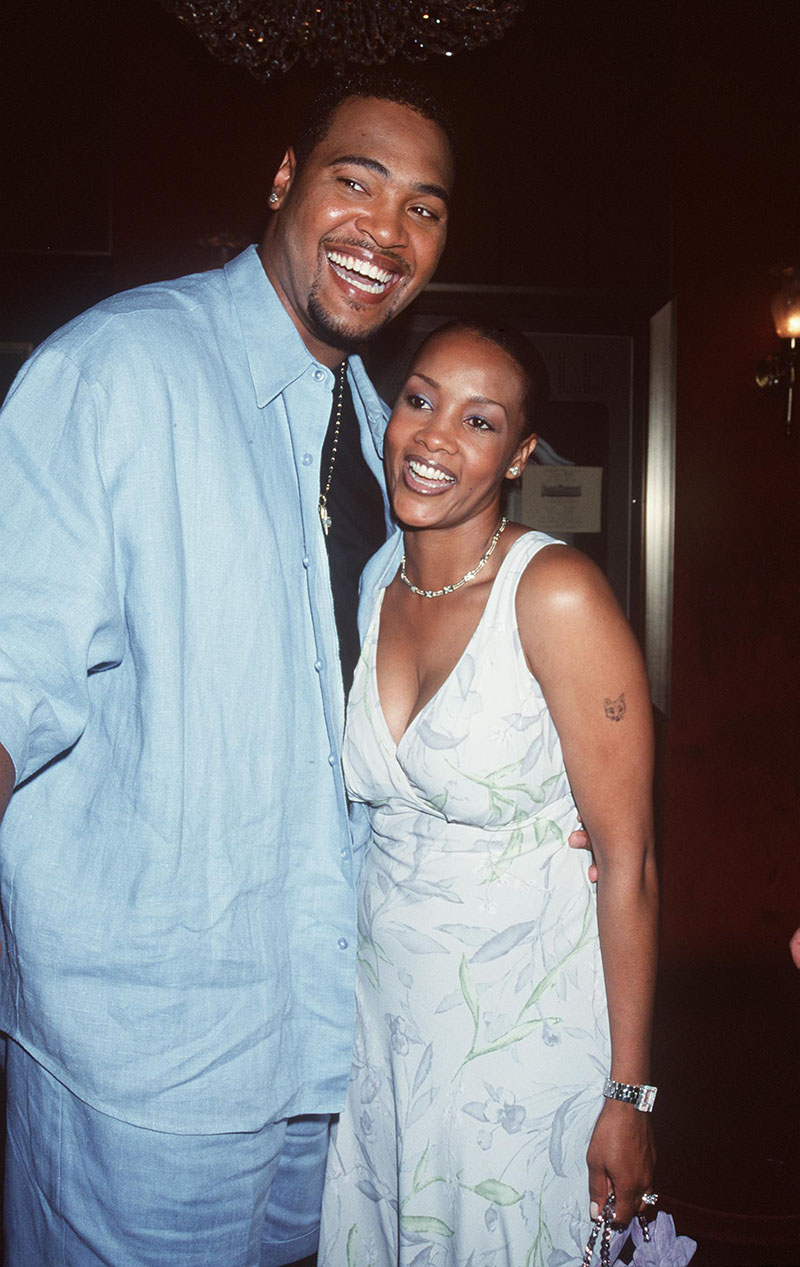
[319,321,658,1266]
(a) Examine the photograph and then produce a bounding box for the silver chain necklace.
[318,359,347,536]
[400,517,508,598]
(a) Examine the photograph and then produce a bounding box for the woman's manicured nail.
[590,1201,600,1220]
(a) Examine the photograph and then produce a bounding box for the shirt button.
[337,938,349,951]
[340,847,348,859]
[314,659,324,672]
[302,555,311,568]
[313,368,326,382]
[328,753,336,766]
[301,453,313,466]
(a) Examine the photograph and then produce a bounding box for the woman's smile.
[402,455,457,493]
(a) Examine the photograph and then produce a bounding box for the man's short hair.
[292,71,456,172]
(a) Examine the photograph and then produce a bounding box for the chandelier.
[158,1,527,80]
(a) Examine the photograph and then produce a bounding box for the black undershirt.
[320,366,386,695]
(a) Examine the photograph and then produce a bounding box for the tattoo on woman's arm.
[603,693,626,722]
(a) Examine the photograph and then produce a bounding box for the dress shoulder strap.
[483,530,565,624]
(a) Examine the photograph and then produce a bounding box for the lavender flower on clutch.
[585,1209,697,1267]
[609,1212,697,1266]
[629,1213,697,1266]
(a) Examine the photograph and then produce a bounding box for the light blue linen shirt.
[0,246,390,1133]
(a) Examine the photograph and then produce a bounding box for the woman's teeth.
[408,459,455,484]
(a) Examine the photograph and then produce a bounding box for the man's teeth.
[327,251,392,283]
[408,459,455,484]
[326,250,394,293]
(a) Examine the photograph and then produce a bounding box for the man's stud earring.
[269,192,279,204]
[508,465,520,477]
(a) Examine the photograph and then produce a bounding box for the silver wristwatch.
[603,1078,658,1112]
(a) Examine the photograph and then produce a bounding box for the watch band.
[603,1078,658,1112]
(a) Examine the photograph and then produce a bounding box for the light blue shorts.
[3,1039,330,1267]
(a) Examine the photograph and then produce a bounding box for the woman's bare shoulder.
[514,541,637,680]
[516,541,616,620]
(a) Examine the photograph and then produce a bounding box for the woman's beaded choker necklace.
[399,518,508,599]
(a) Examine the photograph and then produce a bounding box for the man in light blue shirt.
[0,73,454,1266]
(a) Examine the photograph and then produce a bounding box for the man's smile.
[324,246,404,298]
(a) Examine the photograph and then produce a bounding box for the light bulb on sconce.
[756,265,800,436]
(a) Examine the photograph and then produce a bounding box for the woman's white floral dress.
[320,532,611,1267]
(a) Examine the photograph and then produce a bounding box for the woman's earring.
[508,465,520,477]
[269,191,279,204]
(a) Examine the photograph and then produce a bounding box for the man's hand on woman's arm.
[568,825,598,883]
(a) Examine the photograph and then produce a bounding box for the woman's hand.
[586,1099,656,1226]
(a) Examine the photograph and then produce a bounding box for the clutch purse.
[582,1194,697,1266]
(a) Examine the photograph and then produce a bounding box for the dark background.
[1,1,798,1262]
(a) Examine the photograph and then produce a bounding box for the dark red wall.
[662,2,799,968]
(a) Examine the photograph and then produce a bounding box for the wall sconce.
[756,265,799,436]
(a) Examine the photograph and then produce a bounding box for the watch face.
[638,1085,658,1112]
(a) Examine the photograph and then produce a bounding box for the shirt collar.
[224,245,316,407]
[224,246,390,453]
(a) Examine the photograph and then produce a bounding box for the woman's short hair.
[413,319,549,438]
